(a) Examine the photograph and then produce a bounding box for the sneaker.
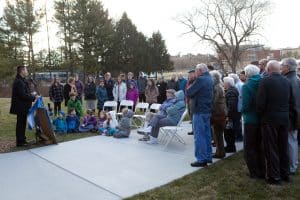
[146,136,158,144]
[142,126,152,133]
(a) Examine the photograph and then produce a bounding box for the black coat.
[156,81,167,104]
[167,80,179,91]
[10,74,35,115]
[84,82,96,100]
[256,73,292,126]
[225,86,239,119]
[284,71,300,130]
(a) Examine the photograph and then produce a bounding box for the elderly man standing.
[281,58,300,175]
[257,60,292,184]
[187,63,214,167]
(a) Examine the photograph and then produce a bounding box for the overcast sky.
[0,0,299,55]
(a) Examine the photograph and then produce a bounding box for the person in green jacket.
[67,92,83,117]
[241,64,265,179]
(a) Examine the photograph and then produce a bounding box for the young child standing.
[126,81,139,110]
[97,110,107,131]
[53,111,67,134]
[66,108,80,133]
[79,109,97,132]
[99,111,118,136]
[114,108,134,138]
[96,78,108,114]
[67,92,83,118]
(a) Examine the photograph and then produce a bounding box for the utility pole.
[45,1,51,68]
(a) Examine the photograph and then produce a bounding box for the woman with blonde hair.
[63,76,77,106]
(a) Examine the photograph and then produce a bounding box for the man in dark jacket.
[137,72,147,103]
[156,76,167,104]
[256,60,292,184]
[187,63,214,167]
[167,74,179,91]
[281,58,300,175]
[10,66,37,146]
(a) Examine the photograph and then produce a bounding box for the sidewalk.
[0,122,243,200]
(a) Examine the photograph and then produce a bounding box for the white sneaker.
[142,126,152,133]
[146,136,158,145]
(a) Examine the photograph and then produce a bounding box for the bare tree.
[178,0,270,72]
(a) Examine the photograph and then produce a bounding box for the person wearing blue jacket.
[96,78,108,114]
[177,72,187,92]
[146,90,186,144]
[66,108,80,133]
[53,111,67,134]
[186,63,214,167]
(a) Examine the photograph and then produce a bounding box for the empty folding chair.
[132,102,149,128]
[159,109,188,149]
[103,101,118,111]
[149,103,161,113]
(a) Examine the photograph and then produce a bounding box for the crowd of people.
[10,56,300,185]
[185,58,300,186]
[47,70,188,140]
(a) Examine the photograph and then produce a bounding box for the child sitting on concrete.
[53,111,67,134]
[99,111,118,136]
[114,108,134,138]
[66,108,80,133]
[79,109,97,132]
[97,110,107,131]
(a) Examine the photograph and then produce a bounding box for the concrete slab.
[0,122,243,199]
[0,151,120,200]
[30,122,243,198]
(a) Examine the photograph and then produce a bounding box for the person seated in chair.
[140,90,186,144]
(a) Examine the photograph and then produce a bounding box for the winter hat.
[59,110,65,117]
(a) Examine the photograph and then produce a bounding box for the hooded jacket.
[103,111,118,129]
[166,91,186,125]
[118,109,134,132]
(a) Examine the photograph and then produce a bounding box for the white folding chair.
[132,102,149,128]
[117,100,134,117]
[149,103,161,113]
[103,101,118,111]
[159,109,188,149]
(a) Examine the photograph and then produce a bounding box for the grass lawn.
[0,97,98,153]
[127,151,300,200]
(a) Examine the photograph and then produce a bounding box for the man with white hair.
[187,63,214,167]
[223,76,239,153]
[241,64,265,179]
[257,60,292,184]
[281,57,300,175]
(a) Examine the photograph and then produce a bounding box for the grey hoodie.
[114,109,134,138]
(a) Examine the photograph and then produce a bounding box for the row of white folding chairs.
[103,100,162,128]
